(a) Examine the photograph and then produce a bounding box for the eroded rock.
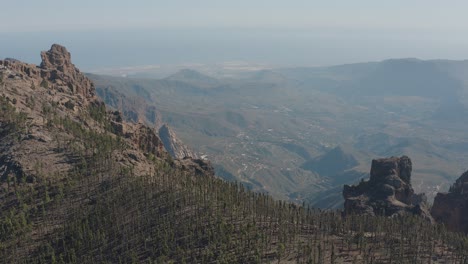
[343,156,432,221]
[431,170,468,233]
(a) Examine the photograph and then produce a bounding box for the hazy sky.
[2,1,468,70]
[3,0,468,32]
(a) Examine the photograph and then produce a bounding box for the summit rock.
[40,44,72,70]
[39,44,95,98]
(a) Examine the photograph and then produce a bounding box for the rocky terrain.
[93,79,199,161]
[1,45,468,263]
[0,44,209,180]
[343,156,432,221]
[158,124,198,159]
[0,44,218,262]
[432,170,468,233]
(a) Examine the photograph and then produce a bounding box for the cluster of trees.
[0,96,468,263]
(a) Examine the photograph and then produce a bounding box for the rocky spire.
[39,44,95,98]
[343,156,432,221]
[40,44,73,71]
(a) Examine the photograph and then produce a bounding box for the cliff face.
[343,156,432,221]
[431,170,468,233]
[158,124,198,159]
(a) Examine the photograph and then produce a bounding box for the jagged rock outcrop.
[158,124,198,159]
[40,44,95,98]
[343,156,432,221]
[128,123,166,158]
[0,44,95,100]
[431,170,468,233]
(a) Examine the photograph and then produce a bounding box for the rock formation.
[0,44,213,183]
[343,156,432,221]
[40,44,95,98]
[158,124,198,159]
[431,170,468,233]
[175,157,215,177]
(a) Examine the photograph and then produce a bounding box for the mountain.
[301,146,359,177]
[165,68,220,88]
[89,58,468,209]
[1,45,468,262]
[348,59,462,98]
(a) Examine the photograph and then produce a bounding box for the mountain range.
[1,44,468,262]
[89,58,468,208]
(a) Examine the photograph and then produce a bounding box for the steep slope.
[0,44,184,178]
[0,45,467,263]
[93,84,199,160]
[0,44,214,262]
[158,123,199,159]
[95,84,160,125]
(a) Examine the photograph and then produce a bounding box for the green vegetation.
[0,95,28,136]
[1,65,468,263]
[0,97,467,263]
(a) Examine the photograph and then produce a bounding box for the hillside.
[1,45,468,263]
[90,58,468,207]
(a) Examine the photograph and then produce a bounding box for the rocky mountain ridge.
[0,44,213,185]
[1,45,468,262]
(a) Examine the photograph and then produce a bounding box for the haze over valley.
[88,58,468,208]
[3,1,468,262]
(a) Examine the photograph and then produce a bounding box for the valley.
[4,1,468,263]
[90,59,468,207]
[2,45,468,263]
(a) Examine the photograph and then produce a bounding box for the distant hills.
[2,45,468,262]
[165,68,221,88]
[90,58,468,208]
[301,146,359,177]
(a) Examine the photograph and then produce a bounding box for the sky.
[2,1,468,70]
